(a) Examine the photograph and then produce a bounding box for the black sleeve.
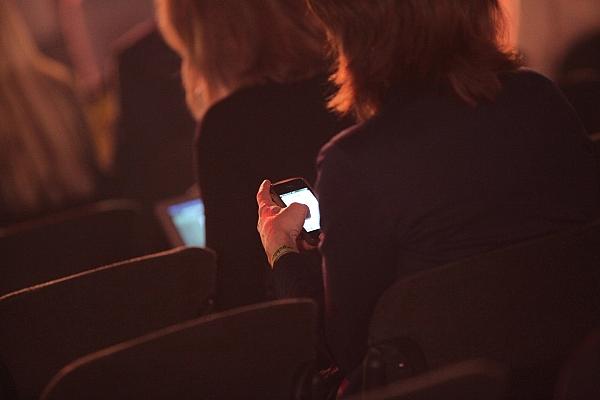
[195,111,271,309]
[270,250,324,304]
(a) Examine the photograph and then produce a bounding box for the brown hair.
[156,0,329,117]
[307,0,521,121]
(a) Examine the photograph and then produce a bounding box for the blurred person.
[519,0,600,77]
[557,31,600,135]
[156,0,349,309]
[257,0,600,381]
[0,0,101,225]
[58,0,155,93]
[15,0,67,63]
[54,0,155,173]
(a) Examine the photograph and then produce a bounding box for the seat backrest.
[41,299,317,400]
[368,220,600,399]
[0,199,149,295]
[113,26,196,206]
[554,327,600,400]
[591,132,600,181]
[0,246,216,400]
[347,359,508,400]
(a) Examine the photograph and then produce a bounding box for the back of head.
[0,0,96,219]
[156,0,329,117]
[307,0,520,121]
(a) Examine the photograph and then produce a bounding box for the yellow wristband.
[270,245,298,267]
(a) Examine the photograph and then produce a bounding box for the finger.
[298,229,323,251]
[257,206,276,232]
[279,203,309,235]
[297,238,318,252]
[281,202,309,221]
[276,203,307,241]
[257,205,281,226]
[256,180,275,215]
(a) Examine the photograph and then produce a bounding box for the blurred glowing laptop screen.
[156,195,206,248]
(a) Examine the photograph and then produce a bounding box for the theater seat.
[366,220,600,400]
[591,132,600,180]
[346,358,508,400]
[555,327,600,400]
[0,199,153,295]
[41,299,318,400]
[0,246,216,400]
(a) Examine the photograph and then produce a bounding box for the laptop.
[155,191,206,248]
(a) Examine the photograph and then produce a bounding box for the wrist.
[269,245,299,268]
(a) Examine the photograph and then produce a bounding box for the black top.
[272,70,600,374]
[195,76,349,310]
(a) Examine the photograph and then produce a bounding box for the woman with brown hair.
[257,0,600,377]
[156,0,348,309]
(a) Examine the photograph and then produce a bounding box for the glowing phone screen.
[279,188,320,232]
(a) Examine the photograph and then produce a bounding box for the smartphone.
[270,177,320,246]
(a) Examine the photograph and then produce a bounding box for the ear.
[181,59,209,120]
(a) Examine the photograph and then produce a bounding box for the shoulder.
[203,85,273,121]
[497,68,581,120]
[199,77,337,143]
[504,68,552,83]
[317,113,385,167]
[209,76,331,117]
[196,84,276,146]
[499,68,562,96]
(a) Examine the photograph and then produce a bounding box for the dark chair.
[113,23,196,207]
[41,299,318,400]
[554,327,600,400]
[366,220,600,400]
[557,31,600,135]
[0,246,217,400]
[112,24,197,252]
[0,199,153,295]
[345,359,508,400]
[591,133,600,195]
[591,132,600,170]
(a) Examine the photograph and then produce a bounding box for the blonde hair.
[0,0,96,216]
[156,0,329,119]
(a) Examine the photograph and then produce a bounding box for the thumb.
[279,203,309,240]
[281,202,309,221]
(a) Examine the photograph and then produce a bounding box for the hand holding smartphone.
[270,177,321,246]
